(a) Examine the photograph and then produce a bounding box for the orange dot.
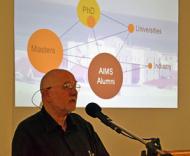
[147,63,153,69]
[128,24,135,33]
[87,16,96,28]
[27,29,63,73]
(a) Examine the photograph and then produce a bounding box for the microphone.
[85,102,122,133]
[85,103,171,156]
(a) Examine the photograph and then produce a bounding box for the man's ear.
[42,89,51,102]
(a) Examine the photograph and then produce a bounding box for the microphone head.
[85,102,102,118]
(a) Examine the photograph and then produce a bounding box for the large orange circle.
[88,53,123,99]
[27,29,63,73]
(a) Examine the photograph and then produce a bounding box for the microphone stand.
[104,119,172,156]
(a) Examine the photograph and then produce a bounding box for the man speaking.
[12,69,109,156]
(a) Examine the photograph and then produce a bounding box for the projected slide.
[15,0,178,108]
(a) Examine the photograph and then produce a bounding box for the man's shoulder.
[16,111,43,132]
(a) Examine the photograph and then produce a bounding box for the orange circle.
[128,24,135,33]
[147,63,153,69]
[88,53,123,99]
[27,29,63,73]
[87,16,96,28]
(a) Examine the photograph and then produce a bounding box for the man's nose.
[69,87,78,95]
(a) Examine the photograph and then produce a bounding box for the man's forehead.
[56,72,76,81]
[41,70,76,88]
[49,73,75,83]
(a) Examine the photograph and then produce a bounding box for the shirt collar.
[40,106,78,133]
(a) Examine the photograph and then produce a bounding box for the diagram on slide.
[15,0,178,108]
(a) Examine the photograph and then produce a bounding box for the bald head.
[40,69,76,91]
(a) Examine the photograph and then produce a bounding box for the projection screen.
[15,0,178,108]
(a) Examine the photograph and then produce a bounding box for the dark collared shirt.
[12,107,109,156]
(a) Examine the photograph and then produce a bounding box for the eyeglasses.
[46,82,81,92]
[61,82,81,91]
[31,82,80,108]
